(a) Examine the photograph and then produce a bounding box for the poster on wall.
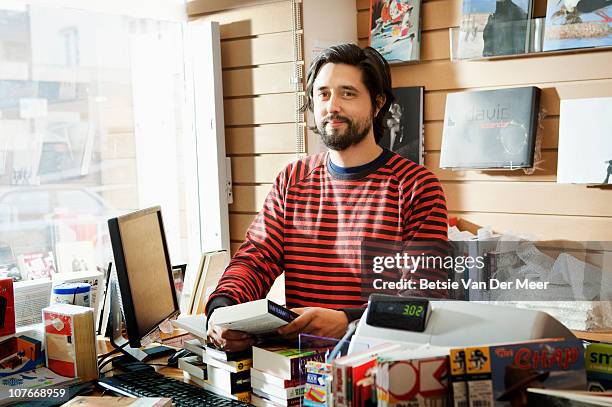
[557,97,612,184]
[543,0,612,51]
[368,0,422,62]
[378,86,424,164]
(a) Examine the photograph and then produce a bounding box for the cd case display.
[440,86,541,169]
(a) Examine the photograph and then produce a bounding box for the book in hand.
[210,299,299,335]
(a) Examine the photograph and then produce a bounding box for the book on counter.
[205,342,252,362]
[251,376,304,400]
[252,388,301,407]
[183,371,251,403]
[332,342,403,407]
[440,86,541,170]
[449,348,468,407]
[252,346,327,381]
[586,342,612,392]
[0,277,15,337]
[251,368,304,389]
[304,361,333,407]
[251,393,303,407]
[375,346,449,407]
[62,396,173,407]
[178,355,207,381]
[204,363,251,394]
[210,299,298,335]
[43,303,98,381]
[183,339,252,373]
[465,338,586,407]
[527,388,612,406]
[1,367,76,402]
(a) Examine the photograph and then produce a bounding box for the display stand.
[449,17,612,61]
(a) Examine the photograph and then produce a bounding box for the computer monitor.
[107,206,179,350]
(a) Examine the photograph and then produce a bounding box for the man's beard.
[314,113,372,151]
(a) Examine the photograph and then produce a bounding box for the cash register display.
[365,296,430,332]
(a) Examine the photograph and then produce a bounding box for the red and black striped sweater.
[206,148,448,320]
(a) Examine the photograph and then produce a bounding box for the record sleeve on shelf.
[440,87,541,170]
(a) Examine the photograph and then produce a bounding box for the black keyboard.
[97,370,249,406]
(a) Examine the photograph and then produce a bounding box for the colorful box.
[43,304,97,380]
[586,342,612,392]
[0,277,15,337]
[17,335,42,361]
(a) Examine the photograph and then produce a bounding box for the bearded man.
[206,44,448,351]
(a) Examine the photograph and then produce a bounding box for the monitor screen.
[108,206,178,346]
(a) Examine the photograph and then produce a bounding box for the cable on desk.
[97,342,129,361]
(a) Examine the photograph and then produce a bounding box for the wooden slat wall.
[190,1,301,253]
[356,0,612,241]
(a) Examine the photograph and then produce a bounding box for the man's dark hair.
[301,43,394,143]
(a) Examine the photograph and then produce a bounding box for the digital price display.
[365,295,430,332]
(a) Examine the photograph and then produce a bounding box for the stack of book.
[332,343,404,407]
[250,345,327,407]
[181,339,252,403]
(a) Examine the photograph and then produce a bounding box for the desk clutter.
[168,333,612,407]
[1,281,612,406]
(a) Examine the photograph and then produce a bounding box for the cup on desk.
[51,282,91,307]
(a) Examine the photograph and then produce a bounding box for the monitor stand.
[108,277,173,362]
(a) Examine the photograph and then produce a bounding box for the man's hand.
[207,322,254,353]
[277,307,348,339]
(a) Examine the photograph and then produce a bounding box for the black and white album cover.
[558,97,612,184]
[379,86,424,164]
[440,86,540,169]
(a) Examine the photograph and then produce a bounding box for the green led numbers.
[415,305,423,316]
[402,304,424,317]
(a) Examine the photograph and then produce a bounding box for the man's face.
[312,63,375,151]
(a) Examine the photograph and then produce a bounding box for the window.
[0,4,198,294]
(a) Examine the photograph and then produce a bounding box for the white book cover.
[558,97,612,184]
[178,355,206,380]
[172,314,207,340]
[251,377,304,400]
[210,299,297,335]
